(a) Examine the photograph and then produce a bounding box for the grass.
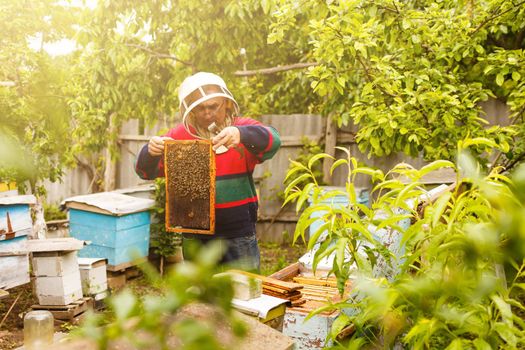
[259,241,306,276]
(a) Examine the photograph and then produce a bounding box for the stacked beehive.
[0,195,34,291]
[28,238,85,306]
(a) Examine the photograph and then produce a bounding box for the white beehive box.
[32,251,79,277]
[27,238,86,306]
[78,257,108,295]
[35,270,83,305]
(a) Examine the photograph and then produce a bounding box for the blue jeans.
[183,234,260,272]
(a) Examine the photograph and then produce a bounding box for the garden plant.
[285,140,525,348]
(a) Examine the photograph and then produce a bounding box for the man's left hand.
[212,126,240,151]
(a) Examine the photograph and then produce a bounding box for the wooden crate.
[164,140,216,235]
[32,297,93,322]
[269,263,354,350]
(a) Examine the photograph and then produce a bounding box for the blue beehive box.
[63,192,155,269]
[0,195,35,289]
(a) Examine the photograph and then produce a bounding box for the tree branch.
[470,0,525,36]
[233,62,318,76]
[124,43,194,67]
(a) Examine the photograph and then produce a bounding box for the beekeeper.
[134,72,281,272]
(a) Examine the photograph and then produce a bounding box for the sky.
[28,0,98,56]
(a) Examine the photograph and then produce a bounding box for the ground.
[0,242,305,349]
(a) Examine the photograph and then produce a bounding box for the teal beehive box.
[64,192,155,270]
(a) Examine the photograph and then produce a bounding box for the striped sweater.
[135,117,281,238]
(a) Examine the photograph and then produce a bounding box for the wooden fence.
[44,99,510,243]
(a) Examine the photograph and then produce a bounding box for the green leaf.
[496,73,505,86]
[284,173,312,196]
[491,295,512,324]
[330,158,348,175]
[419,160,455,177]
[493,322,517,346]
[308,222,330,250]
[431,192,452,228]
[308,153,332,169]
[282,190,301,207]
[296,183,315,211]
[444,338,463,350]
[335,237,348,269]
[110,290,137,321]
[331,313,351,339]
[283,164,306,183]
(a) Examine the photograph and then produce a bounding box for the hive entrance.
[164,140,215,234]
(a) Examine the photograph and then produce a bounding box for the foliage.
[76,243,246,350]
[262,0,524,166]
[43,203,67,221]
[0,0,77,193]
[150,177,181,260]
[284,140,525,348]
[3,0,525,191]
[279,137,327,201]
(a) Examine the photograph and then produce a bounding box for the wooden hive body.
[164,140,215,235]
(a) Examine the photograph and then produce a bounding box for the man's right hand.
[148,136,173,156]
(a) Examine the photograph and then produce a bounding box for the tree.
[0,0,77,192]
[261,0,524,168]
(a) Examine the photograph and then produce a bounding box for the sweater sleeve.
[135,144,162,180]
[236,125,281,161]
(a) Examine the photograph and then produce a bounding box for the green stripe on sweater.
[262,127,281,161]
[216,176,257,204]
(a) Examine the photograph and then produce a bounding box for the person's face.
[192,97,226,129]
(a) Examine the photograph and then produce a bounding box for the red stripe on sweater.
[215,196,258,209]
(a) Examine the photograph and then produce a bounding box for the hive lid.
[62,192,155,216]
[0,195,36,206]
[26,237,87,252]
[78,257,107,269]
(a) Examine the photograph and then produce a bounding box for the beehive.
[64,192,155,269]
[0,195,34,290]
[164,140,215,235]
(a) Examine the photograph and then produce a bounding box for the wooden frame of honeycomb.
[164,140,215,234]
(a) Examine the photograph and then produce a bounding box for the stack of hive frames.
[164,140,216,234]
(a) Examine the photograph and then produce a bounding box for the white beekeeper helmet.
[178,72,239,128]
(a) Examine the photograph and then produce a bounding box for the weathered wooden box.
[64,192,155,269]
[0,195,35,290]
[78,257,108,295]
[0,236,30,290]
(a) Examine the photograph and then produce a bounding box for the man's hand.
[211,126,240,152]
[148,136,173,156]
